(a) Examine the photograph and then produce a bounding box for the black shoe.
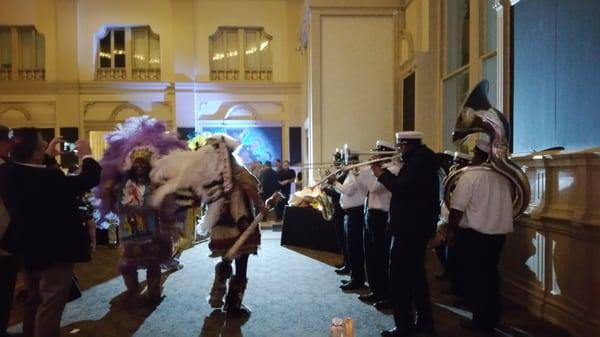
[340,280,365,291]
[434,273,449,281]
[358,293,380,303]
[380,327,409,337]
[340,279,350,285]
[335,266,351,275]
[414,319,435,334]
[460,318,495,332]
[374,299,393,310]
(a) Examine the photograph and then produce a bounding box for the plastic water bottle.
[329,317,344,337]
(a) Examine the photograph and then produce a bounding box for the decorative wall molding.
[0,105,33,121]
[176,81,301,95]
[0,80,301,96]
[399,29,415,70]
[110,103,145,120]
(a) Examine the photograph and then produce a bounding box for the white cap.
[372,140,396,152]
[475,139,491,153]
[395,131,424,144]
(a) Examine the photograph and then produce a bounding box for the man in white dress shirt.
[332,154,369,290]
[448,139,513,332]
[358,140,401,309]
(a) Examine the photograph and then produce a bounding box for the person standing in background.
[0,125,15,337]
[359,140,401,310]
[275,160,296,221]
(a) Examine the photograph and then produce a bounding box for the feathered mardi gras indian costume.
[95,116,186,299]
[151,133,275,314]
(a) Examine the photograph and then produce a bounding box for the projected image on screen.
[201,126,282,165]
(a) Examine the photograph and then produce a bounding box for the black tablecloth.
[280,206,341,253]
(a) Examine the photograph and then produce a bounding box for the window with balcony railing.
[96,26,160,81]
[0,26,45,81]
[209,27,272,81]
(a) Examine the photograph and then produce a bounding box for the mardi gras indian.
[150,133,279,315]
[95,116,187,300]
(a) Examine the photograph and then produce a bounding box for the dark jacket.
[4,157,101,270]
[258,167,280,199]
[377,144,440,239]
[0,157,12,251]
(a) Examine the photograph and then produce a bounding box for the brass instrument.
[444,80,531,219]
[289,146,400,221]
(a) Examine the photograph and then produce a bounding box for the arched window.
[209,27,272,81]
[0,26,45,80]
[96,26,160,81]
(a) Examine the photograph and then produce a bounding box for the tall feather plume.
[94,116,187,218]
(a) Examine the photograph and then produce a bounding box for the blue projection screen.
[200,125,282,165]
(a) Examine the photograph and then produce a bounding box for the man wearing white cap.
[357,140,401,308]
[372,131,439,337]
[447,138,513,332]
[332,154,369,290]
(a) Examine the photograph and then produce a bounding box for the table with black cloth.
[280,206,341,253]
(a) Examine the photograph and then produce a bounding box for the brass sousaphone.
[444,80,531,218]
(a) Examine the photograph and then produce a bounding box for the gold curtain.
[89,131,107,160]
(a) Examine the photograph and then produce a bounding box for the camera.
[63,142,77,153]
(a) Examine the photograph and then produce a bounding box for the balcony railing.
[132,68,161,81]
[244,70,272,81]
[0,68,11,80]
[96,68,126,80]
[210,70,240,81]
[18,69,45,80]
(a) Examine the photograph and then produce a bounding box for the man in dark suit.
[372,131,439,337]
[3,128,101,337]
[0,125,15,337]
[258,161,280,202]
[275,160,296,221]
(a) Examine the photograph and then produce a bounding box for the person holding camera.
[3,129,101,337]
[0,125,15,337]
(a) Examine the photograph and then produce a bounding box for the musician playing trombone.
[357,140,401,310]
[371,131,439,337]
[329,153,369,291]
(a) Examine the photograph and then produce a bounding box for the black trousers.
[364,209,390,299]
[389,235,433,332]
[275,195,289,220]
[333,211,349,266]
[345,206,365,283]
[0,255,18,334]
[456,228,505,326]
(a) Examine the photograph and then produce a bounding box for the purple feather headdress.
[94,116,187,217]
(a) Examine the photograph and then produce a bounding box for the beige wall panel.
[546,231,588,316]
[0,0,36,24]
[172,0,195,82]
[193,0,290,82]
[55,0,79,82]
[320,15,395,157]
[286,0,303,82]
[502,224,545,288]
[55,95,80,126]
[400,0,439,149]
[175,92,196,127]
